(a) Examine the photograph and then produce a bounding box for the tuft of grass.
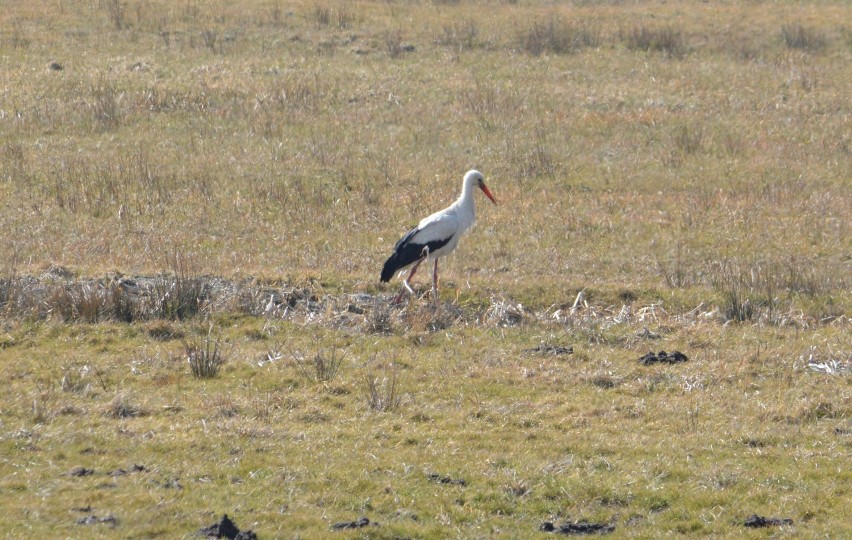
[363,364,402,412]
[105,391,143,418]
[624,25,687,57]
[151,253,206,320]
[781,23,828,52]
[311,2,354,29]
[436,19,480,51]
[292,348,345,383]
[59,361,91,395]
[671,124,704,157]
[0,267,19,316]
[518,16,601,55]
[385,29,404,58]
[10,20,31,49]
[88,76,121,131]
[665,123,705,166]
[45,282,134,323]
[200,29,218,53]
[101,0,126,31]
[185,325,225,379]
[30,380,57,424]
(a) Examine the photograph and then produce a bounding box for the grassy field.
[1,0,850,537]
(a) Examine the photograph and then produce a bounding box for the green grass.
[1,0,850,537]
[1,313,849,537]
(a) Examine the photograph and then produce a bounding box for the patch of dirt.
[638,350,688,365]
[526,343,573,356]
[197,514,258,539]
[539,519,615,535]
[743,514,793,528]
[161,477,182,489]
[427,473,467,486]
[109,464,146,476]
[331,516,374,530]
[66,466,95,477]
[77,514,117,527]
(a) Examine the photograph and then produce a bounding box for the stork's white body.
[380,170,496,302]
[406,182,477,260]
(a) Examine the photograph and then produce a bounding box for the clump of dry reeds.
[185,325,226,379]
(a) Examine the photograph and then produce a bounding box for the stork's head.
[464,169,497,205]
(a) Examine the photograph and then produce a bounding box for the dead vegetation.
[185,325,226,379]
[0,271,846,332]
[363,364,402,412]
[292,348,344,383]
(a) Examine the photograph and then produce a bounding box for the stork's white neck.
[457,177,477,207]
[451,175,478,233]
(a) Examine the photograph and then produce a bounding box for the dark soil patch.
[743,514,793,528]
[835,427,851,436]
[526,344,573,356]
[540,519,615,535]
[331,516,373,530]
[427,473,467,486]
[197,514,258,539]
[77,514,117,527]
[638,350,688,365]
[67,466,95,477]
[161,477,182,489]
[109,464,146,476]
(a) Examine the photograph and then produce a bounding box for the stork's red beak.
[479,183,497,205]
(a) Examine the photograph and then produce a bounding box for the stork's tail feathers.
[381,255,401,283]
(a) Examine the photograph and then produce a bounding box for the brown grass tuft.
[518,16,601,55]
[623,25,687,57]
[105,391,144,418]
[292,348,345,383]
[185,325,226,379]
[781,23,828,52]
[364,364,402,412]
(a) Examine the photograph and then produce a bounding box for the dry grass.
[363,363,402,412]
[292,347,344,383]
[185,325,226,378]
[623,25,687,57]
[0,0,850,537]
[781,23,828,52]
[517,16,601,56]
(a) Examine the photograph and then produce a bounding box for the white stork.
[381,169,497,302]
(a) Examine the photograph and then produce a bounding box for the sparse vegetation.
[623,25,687,57]
[185,325,226,378]
[0,0,849,538]
[781,23,828,52]
[363,364,402,412]
[292,347,344,383]
[105,391,144,418]
[518,16,601,56]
